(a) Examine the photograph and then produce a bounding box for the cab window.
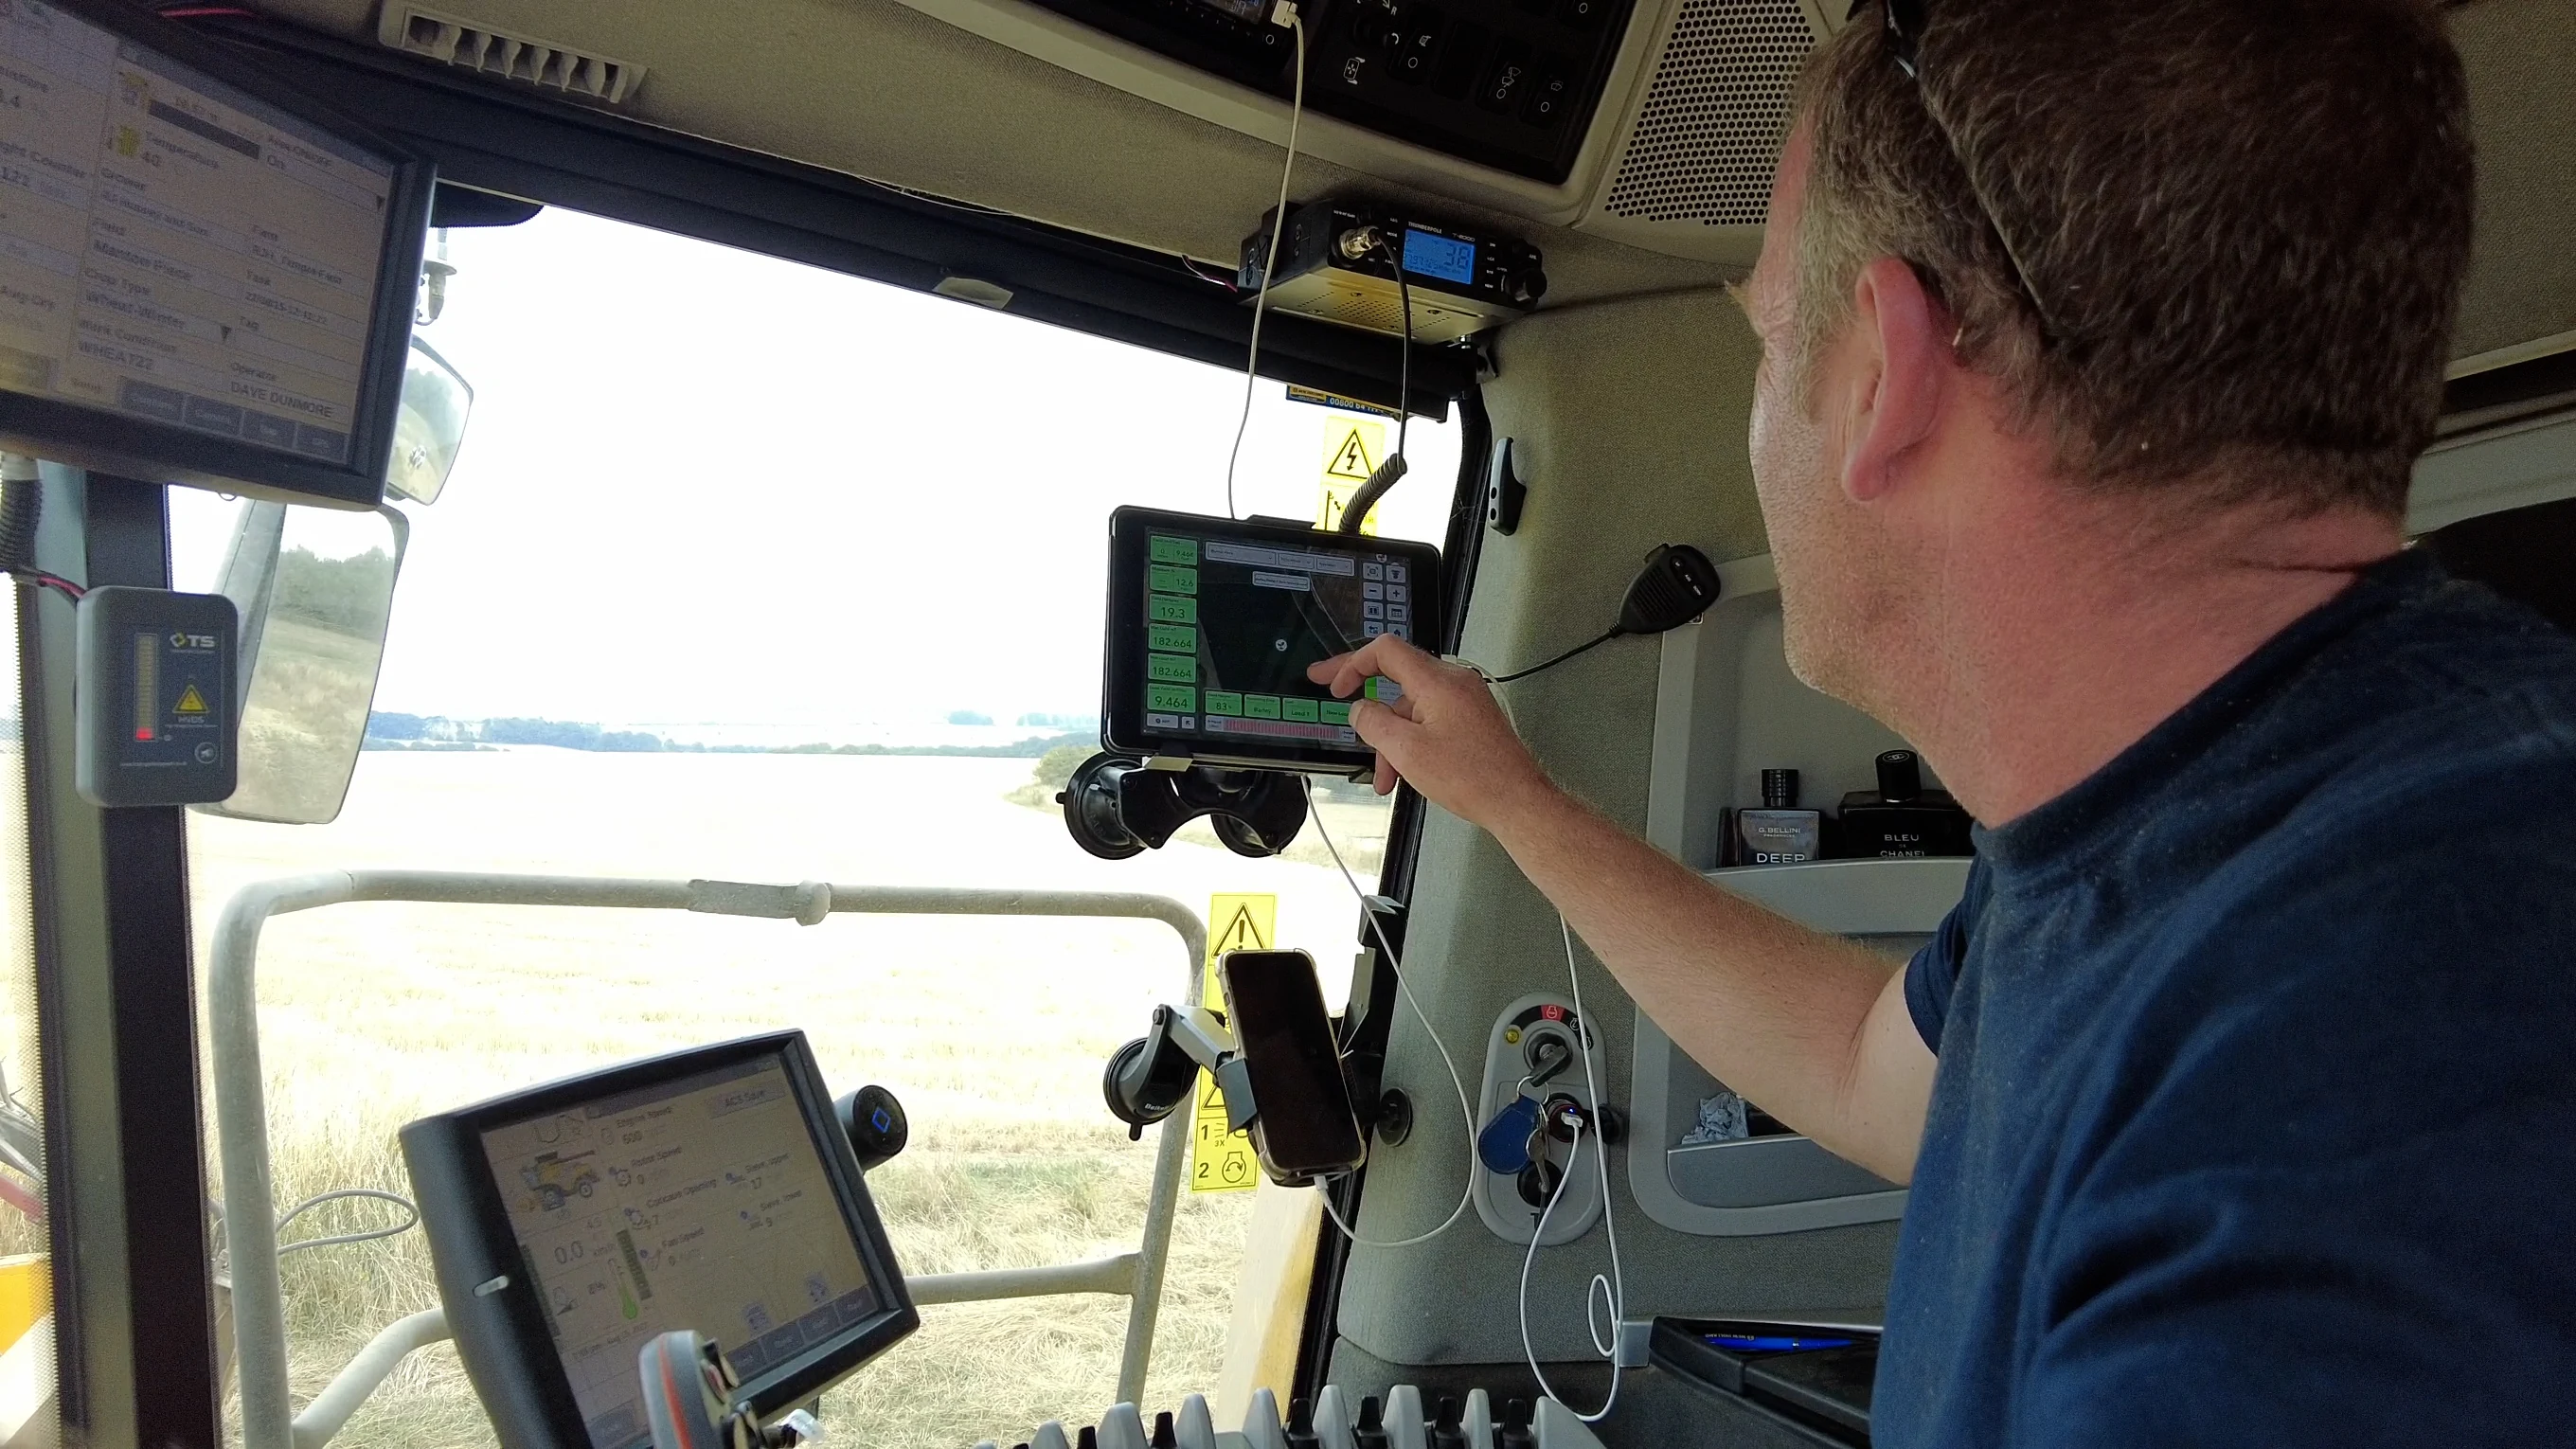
[170,204,1458,1449]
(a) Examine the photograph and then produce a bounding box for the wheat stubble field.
[187,748,1392,1449]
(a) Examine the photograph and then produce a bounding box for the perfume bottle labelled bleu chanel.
[1836,749,1975,858]
[1732,768,1822,867]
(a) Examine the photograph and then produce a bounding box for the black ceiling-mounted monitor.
[402,1032,919,1449]
[0,0,434,508]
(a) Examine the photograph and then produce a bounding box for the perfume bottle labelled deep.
[1837,749,1975,858]
[1733,768,1822,866]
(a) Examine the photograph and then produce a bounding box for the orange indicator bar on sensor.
[133,632,158,743]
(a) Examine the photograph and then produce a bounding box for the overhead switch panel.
[1018,0,1641,183]
[887,0,1834,266]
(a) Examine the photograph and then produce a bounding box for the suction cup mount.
[1058,752,1309,860]
[1101,1004,1255,1143]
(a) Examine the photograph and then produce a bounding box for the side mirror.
[385,336,472,505]
[190,502,409,824]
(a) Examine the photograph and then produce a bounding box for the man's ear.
[1838,256,1950,504]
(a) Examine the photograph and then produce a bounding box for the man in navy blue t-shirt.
[1309,0,2576,1441]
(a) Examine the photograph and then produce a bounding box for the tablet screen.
[1102,507,1441,772]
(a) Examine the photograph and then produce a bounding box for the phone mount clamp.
[1101,1004,1257,1143]
[1059,752,1309,860]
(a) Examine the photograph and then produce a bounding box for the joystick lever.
[638,1331,813,1449]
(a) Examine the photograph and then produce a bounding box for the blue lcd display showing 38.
[1401,228,1477,285]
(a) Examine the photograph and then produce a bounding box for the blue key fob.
[1477,1095,1543,1174]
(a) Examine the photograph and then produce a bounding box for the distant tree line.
[774,731,1092,759]
[366,712,1094,760]
[1015,711,1100,730]
[367,712,728,753]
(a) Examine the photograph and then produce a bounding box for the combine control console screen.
[0,0,431,505]
[404,1033,917,1449]
[481,1057,878,1447]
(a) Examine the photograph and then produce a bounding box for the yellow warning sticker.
[1285,383,1401,420]
[1193,892,1277,1193]
[1318,417,1386,536]
[173,683,209,715]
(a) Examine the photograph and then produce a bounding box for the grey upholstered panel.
[2451,0,2576,364]
[1330,291,1898,1368]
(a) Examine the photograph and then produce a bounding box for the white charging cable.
[1517,915,1627,1423]
[1223,3,1308,522]
[1429,671,1630,1422]
[1305,780,1478,1248]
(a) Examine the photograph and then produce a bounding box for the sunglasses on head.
[1880,0,1927,76]
[1842,0,2058,342]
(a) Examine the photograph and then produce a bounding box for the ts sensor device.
[1101,506,1441,777]
[74,586,238,807]
[1239,200,1546,343]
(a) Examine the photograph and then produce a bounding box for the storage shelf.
[1627,559,1965,1236]
[1701,856,1972,938]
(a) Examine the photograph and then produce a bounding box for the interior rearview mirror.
[385,336,472,505]
[191,501,409,825]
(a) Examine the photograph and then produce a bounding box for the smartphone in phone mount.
[1218,948,1368,1185]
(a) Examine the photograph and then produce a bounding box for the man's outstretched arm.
[1314,635,1936,1183]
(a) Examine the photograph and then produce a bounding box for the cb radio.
[1239,200,1545,344]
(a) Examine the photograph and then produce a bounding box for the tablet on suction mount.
[402,1032,917,1449]
[1102,506,1442,776]
[0,0,434,507]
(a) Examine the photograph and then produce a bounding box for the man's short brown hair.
[1795,0,2474,517]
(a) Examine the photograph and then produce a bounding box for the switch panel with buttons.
[1019,0,1637,183]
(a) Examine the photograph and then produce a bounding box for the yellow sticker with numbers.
[1192,892,1277,1193]
[1317,418,1385,536]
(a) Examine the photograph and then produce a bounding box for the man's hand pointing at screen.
[1307,634,1551,825]
[1304,631,1939,1186]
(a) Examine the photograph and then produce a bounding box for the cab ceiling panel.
[254,0,1737,307]
[880,0,1831,265]
[257,0,2572,365]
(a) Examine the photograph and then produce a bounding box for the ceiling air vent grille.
[1601,0,1818,227]
[377,5,645,104]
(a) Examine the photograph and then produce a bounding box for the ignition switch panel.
[74,585,239,807]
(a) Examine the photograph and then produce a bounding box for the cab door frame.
[19,469,224,1449]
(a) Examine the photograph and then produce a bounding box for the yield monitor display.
[1101,506,1442,775]
[402,1033,917,1449]
[0,0,432,506]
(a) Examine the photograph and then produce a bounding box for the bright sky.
[170,206,1461,732]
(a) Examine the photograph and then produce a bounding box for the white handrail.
[292,1308,449,1449]
[288,1255,1154,1449]
[213,872,1206,1449]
